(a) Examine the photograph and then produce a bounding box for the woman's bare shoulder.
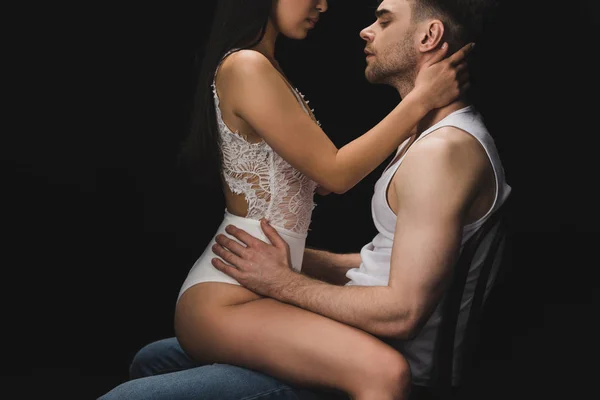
[220,49,276,79]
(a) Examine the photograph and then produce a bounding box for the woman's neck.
[251,19,279,65]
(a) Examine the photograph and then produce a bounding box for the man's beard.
[365,35,417,87]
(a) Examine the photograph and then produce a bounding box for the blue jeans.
[98,337,348,400]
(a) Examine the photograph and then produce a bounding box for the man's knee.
[129,338,186,379]
[129,341,161,379]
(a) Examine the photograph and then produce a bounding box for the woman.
[175,0,472,399]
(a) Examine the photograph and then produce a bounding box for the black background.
[5,1,599,398]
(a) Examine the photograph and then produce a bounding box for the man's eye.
[379,21,390,27]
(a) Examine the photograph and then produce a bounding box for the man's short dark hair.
[376,0,500,50]
[410,0,500,49]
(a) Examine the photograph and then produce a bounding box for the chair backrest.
[426,198,511,398]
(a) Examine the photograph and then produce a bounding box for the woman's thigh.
[176,285,409,396]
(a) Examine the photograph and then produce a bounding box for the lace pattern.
[213,50,319,234]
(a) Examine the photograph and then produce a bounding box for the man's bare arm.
[301,248,360,285]
[384,129,488,336]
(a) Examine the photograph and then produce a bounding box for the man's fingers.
[449,42,475,65]
[211,257,242,279]
[225,225,268,248]
[455,61,468,74]
[260,219,288,249]
[212,243,244,267]
[215,234,247,258]
[424,42,448,67]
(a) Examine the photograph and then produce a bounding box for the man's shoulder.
[393,127,490,187]
[412,127,485,163]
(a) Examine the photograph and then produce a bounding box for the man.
[99,0,510,398]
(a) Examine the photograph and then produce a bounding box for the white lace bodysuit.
[214,52,320,233]
[177,49,320,296]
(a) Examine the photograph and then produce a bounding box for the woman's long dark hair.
[178,0,273,187]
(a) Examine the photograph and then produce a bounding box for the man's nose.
[360,26,374,42]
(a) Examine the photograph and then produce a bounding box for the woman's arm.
[220,44,472,194]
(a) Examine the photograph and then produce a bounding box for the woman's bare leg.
[176,283,411,400]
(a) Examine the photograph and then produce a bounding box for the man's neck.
[394,74,470,137]
[416,99,469,135]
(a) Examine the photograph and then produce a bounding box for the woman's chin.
[283,29,309,40]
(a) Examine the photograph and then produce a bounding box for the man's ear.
[417,19,445,52]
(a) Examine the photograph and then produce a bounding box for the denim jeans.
[97,337,348,400]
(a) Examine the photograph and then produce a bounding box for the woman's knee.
[358,349,411,399]
[384,351,411,398]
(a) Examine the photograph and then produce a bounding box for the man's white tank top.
[345,105,512,385]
